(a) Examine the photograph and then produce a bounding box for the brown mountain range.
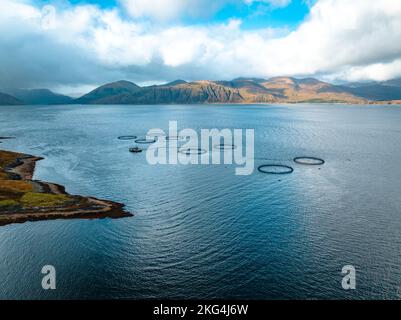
[3,77,401,105]
[75,77,373,104]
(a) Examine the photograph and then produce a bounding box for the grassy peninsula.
[0,148,132,226]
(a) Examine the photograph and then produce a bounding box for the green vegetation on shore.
[0,147,132,226]
[0,199,19,208]
[20,192,71,208]
[0,150,72,211]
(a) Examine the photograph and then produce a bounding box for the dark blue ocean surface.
[0,104,400,299]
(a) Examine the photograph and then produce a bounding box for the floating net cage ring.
[178,148,207,155]
[213,144,237,150]
[165,135,187,141]
[117,135,137,140]
[293,156,325,165]
[257,164,294,174]
[135,138,157,144]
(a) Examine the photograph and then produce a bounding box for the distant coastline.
[2,77,401,106]
[0,147,132,227]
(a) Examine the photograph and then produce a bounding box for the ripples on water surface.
[0,104,401,299]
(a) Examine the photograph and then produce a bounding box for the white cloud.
[0,0,39,21]
[259,0,401,80]
[120,0,187,20]
[334,60,401,82]
[1,0,401,92]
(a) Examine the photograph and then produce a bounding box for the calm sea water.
[0,104,401,299]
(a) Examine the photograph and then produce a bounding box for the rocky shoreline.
[0,149,132,226]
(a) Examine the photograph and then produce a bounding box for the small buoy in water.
[129,147,142,153]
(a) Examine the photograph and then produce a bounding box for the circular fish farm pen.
[257,164,294,174]
[293,157,325,165]
[165,136,187,141]
[178,148,207,155]
[117,135,137,140]
[213,144,237,150]
[135,138,157,144]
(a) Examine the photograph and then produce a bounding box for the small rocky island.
[0,148,132,226]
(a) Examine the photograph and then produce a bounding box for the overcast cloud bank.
[1,0,401,94]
